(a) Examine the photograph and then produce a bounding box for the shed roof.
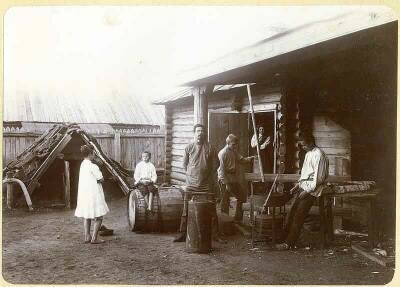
[179,7,396,86]
[4,91,164,125]
[153,84,251,105]
[155,6,397,105]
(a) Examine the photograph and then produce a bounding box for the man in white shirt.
[134,151,157,211]
[276,133,329,250]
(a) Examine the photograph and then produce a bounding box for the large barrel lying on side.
[127,185,183,232]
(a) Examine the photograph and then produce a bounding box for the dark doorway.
[250,111,276,174]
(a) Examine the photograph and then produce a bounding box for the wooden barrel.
[185,199,213,254]
[158,186,184,232]
[127,186,183,233]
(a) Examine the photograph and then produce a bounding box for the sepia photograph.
[2,3,398,285]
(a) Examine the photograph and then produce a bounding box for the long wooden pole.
[247,84,264,248]
[246,84,264,182]
[64,161,71,209]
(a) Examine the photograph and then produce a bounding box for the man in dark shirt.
[173,124,220,242]
[218,134,255,223]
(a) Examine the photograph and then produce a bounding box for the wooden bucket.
[185,199,213,254]
[127,186,184,232]
[255,214,284,235]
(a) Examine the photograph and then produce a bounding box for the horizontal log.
[171,179,185,185]
[313,131,350,139]
[171,112,194,120]
[171,137,192,144]
[169,143,187,151]
[172,125,195,132]
[171,150,185,157]
[316,138,351,148]
[171,160,184,168]
[322,147,351,156]
[172,133,194,139]
[171,167,186,175]
[245,173,351,183]
[171,155,184,162]
[170,172,186,182]
[172,117,195,126]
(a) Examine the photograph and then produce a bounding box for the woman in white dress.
[75,145,109,244]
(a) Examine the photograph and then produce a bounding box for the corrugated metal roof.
[4,92,164,125]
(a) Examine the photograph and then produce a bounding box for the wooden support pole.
[114,131,121,163]
[319,196,327,249]
[193,85,212,136]
[246,84,265,182]
[6,182,14,209]
[64,161,71,209]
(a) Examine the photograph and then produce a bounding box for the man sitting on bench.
[275,133,329,250]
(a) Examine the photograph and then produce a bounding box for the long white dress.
[75,159,109,219]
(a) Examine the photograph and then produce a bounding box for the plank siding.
[313,116,351,176]
[168,104,194,184]
[3,132,165,171]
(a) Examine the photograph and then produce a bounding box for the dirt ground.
[2,197,395,285]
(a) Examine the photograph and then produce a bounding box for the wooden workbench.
[244,173,378,248]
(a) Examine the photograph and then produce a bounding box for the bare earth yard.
[2,197,395,285]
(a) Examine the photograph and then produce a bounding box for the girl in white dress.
[75,145,109,244]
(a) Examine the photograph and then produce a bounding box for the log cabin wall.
[312,116,351,176]
[164,87,284,185]
[165,102,194,185]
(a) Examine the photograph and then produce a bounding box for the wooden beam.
[114,131,121,163]
[193,85,213,135]
[64,161,71,209]
[6,182,14,209]
[27,133,72,194]
[245,173,351,183]
[351,244,394,267]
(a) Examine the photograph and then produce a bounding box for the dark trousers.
[137,183,157,196]
[219,181,245,221]
[284,191,315,246]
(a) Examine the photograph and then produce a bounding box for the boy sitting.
[134,151,157,211]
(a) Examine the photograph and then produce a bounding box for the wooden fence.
[3,128,165,170]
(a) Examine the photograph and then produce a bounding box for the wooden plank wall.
[120,134,165,170]
[3,132,165,170]
[313,115,351,175]
[166,88,282,185]
[168,105,194,185]
[2,134,37,167]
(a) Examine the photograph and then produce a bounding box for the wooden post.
[193,85,212,136]
[6,182,14,209]
[319,196,327,249]
[246,84,265,182]
[64,161,71,209]
[114,131,121,163]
